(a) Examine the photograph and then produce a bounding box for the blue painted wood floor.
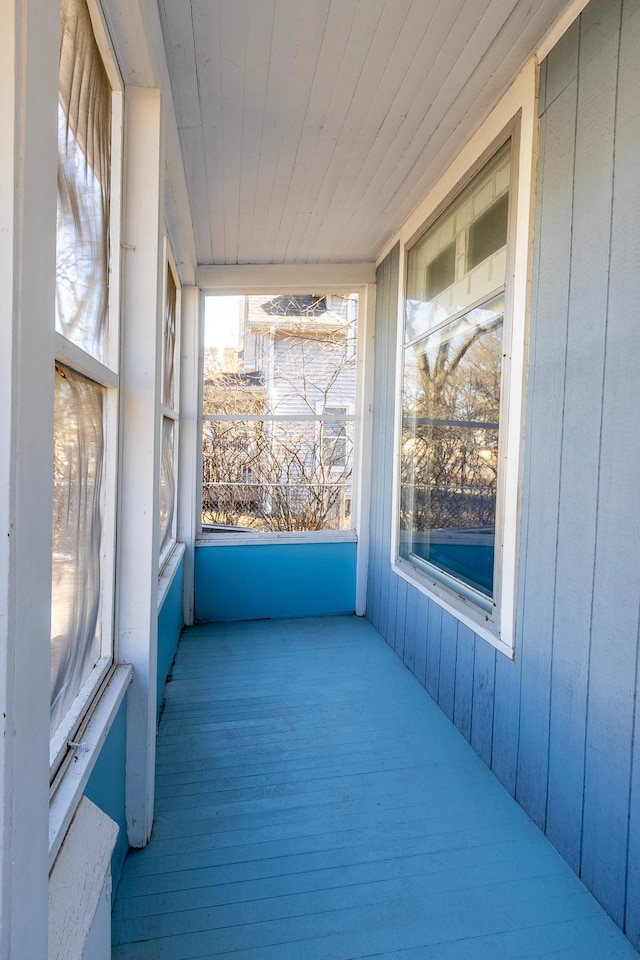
[112,616,640,959]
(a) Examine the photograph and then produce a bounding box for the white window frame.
[390,60,537,658]
[196,269,375,548]
[317,403,352,472]
[49,0,124,777]
[159,240,182,574]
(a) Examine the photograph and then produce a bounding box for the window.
[394,107,531,655]
[159,255,180,566]
[321,407,348,468]
[51,0,121,768]
[202,293,358,533]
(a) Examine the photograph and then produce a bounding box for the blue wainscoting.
[157,553,185,719]
[195,540,357,622]
[84,697,128,886]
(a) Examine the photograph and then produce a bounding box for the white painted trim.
[392,558,514,659]
[161,405,179,420]
[536,0,590,62]
[195,290,206,543]
[197,530,357,547]
[204,413,356,423]
[107,89,124,375]
[117,87,164,848]
[0,0,58,953]
[390,236,408,598]
[158,540,186,610]
[196,262,376,291]
[388,60,537,656]
[353,284,376,616]
[49,657,112,776]
[54,333,119,388]
[177,285,200,625]
[158,239,182,568]
[48,797,118,960]
[85,0,124,92]
[199,285,368,549]
[48,664,132,870]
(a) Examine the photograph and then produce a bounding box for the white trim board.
[158,540,186,610]
[197,530,357,547]
[196,262,376,292]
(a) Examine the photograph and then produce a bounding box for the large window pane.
[400,297,503,597]
[51,365,104,736]
[56,0,111,360]
[202,294,357,531]
[400,139,511,602]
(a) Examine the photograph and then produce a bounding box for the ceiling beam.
[196,262,377,292]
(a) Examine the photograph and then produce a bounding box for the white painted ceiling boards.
[157,0,569,266]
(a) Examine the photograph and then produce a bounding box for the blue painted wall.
[83,697,128,886]
[367,0,640,946]
[157,555,185,719]
[195,541,356,621]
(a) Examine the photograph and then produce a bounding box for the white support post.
[354,283,376,616]
[0,0,59,953]
[177,285,200,625]
[118,87,164,847]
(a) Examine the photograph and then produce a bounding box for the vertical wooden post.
[118,86,164,847]
[0,0,58,953]
[177,285,201,626]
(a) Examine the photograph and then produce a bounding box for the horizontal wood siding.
[367,0,640,946]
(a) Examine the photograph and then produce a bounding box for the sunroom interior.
[4,0,640,956]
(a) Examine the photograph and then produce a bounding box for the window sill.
[48,663,133,870]
[197,529,358,547]
[158,540,186,610]
[392,556,514,660]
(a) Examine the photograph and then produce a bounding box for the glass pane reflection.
[400,296,504,598]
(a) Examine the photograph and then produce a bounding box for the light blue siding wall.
[195,541,356,621]
[367,0,640,945]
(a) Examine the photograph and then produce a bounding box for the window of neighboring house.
[50,0,122,772]
[396,133,520,649]
[202,293,358,533]
[159,254,180,567]
[321,407,348,467]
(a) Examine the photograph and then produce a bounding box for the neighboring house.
[4,0,640,957]
[203,294,357,530]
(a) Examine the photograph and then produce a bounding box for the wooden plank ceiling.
[158,0,568,265]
